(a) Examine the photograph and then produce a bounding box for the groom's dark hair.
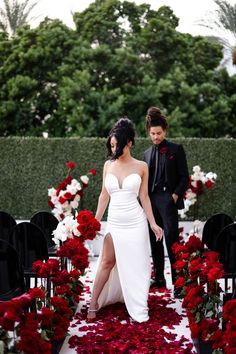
[107,117,135,160]
[146,107,168,132]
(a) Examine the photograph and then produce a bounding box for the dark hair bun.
[113,117,135,138]
[146,107,168,131]
[107,117,135,160]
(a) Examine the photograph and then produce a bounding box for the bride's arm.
[139,162,163,240]
[95,161,110,221]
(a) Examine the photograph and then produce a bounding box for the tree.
[0,0,38,37]
[0,18,75,136]
[0,0,235,138]
[198,0,236,66]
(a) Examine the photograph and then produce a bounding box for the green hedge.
[0,137,235,220]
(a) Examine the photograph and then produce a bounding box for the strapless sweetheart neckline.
[106,172,141,189]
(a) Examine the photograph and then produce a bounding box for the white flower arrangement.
[178,165,217,219]
[52,215,81,246]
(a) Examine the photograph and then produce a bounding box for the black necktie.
[151,145,158,192]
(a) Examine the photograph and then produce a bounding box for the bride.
[87,117,163,323]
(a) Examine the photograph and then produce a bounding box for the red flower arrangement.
[206,298,236,353]
[0,290,70,354]
[48,161,96,220]
[0,210,101,354]
[172,235,224,348]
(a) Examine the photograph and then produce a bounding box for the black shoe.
[174,287,183,299]
[150,278,167,289]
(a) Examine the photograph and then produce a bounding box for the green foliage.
[0,0,236,138]
[0,137,235,221]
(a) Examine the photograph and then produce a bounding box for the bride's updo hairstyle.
[146,106,168,132]
[107,117,135,160]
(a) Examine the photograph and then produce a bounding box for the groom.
[144,107,189,297]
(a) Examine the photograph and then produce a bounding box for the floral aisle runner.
[60,260,196,354]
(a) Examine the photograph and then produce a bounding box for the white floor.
[59,255,196,354]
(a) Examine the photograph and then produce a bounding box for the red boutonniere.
[159,147,167,154]
[169,155,174,159]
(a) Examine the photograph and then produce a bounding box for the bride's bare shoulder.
[104,159,113,173]
[133,159,147,175]
[133,159,147,168]
[104,160,112,167]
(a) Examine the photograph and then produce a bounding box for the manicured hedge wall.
[0,137,235,221]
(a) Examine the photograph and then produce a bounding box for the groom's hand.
[172,193,178,204]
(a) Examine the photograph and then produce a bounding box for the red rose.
[185,235,204,253]
[52,325,67,341]
[223,299,236,321]
[175,277,186,288]
[48,200,54,208]
[159,147,167,154]
[50,296,71,315]
[59,196,67,204]
[205,179,214,189]
[76,210,94,224]
[204,251,220,262]
[207,266,224,282]
[174,259,187,269]
[28,287,46,299]
[89,168,96,176]
[63,192,74,200]
[66,161,76,170]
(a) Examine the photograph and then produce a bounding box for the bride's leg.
[87,233,115,319]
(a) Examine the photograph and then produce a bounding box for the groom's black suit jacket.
[144,140,189,210]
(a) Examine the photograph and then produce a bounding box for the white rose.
[48,187,57,197]
[51,196,59,205]
[52,222,68,245]
[70,200,79,209]
[80,175,89,184]
[193,165,201,173]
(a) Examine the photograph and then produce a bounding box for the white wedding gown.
[95,173,151,323]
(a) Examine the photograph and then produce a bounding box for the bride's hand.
[151,224,163,241]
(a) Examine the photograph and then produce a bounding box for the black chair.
[9,222,49,291]
[202,213,234,251]
[30,211,59,256]
[215,223,236,299]
[0,239,25,301]
[0,211,17,243]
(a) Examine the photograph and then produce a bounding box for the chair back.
[30,211,58,249]
[0,211,17,243]
[215,223,236,274]
[0,239,25,301]
[9,222,48,271]
[202,213,233,250]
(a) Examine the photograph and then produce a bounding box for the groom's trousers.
[149,189,179,285]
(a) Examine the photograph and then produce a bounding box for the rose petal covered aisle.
[59,258,196,354]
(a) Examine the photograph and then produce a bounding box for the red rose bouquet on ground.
[173,235,224,349]
[48,161,96,221]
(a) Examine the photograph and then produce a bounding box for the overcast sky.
[29,0,220,36]
[0,0,235,36]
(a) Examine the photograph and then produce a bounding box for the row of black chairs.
[202,213,236,298]
[0,210,58,254]
[0,211,59,301]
